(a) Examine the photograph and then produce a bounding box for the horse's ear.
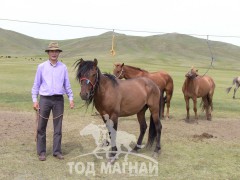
[121,63,124,67]
[93,58,98,66]
[79,58,84,64]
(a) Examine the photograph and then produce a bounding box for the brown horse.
[113,63,174,119]
[74,58,162,160]
[182,67,215,121]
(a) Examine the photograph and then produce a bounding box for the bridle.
[115,66,124,78]
[80,71,99,98]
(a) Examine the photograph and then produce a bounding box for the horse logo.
[80,123,137,161]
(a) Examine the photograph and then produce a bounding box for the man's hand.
[33,102,39,111]
[70,100,74,109]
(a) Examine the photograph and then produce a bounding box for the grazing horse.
[74,58,162,159]
[113,63,174,119]
[226,77,240,99]
[182,67,215,121]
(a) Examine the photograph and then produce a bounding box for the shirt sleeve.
[64,66,74,101]
[31,65,42,102]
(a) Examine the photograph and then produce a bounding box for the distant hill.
[0,28,240,63]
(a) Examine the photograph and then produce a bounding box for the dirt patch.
[0,110,240,143]
[193,132,215,141]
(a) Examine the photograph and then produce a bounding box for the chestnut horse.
[113,63,174,119]
[74,58,162,159]
[182,67,215,121]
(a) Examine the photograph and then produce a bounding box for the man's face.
[48,50,60,61]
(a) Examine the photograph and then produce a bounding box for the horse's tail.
[200,95,213,112]
[146,89,163,148]
[226,77,238,93]
[146,115,156,148]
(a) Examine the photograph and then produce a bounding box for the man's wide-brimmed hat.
[45,42,62,52]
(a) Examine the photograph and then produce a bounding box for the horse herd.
[74,58,237,160]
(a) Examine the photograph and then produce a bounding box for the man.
[32,42,74,161]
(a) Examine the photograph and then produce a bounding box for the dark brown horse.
[75,58,162,160]
[113,63,174,119]
[182,67,215,121]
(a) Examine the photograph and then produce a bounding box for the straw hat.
[45,42,62,52]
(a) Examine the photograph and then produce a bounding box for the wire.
[1,18,240,39]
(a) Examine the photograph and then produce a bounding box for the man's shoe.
[39,153,46,161]
[54,154,64,160]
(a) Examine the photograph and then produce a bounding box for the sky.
[1,0,240,46]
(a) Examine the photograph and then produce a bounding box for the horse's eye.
[86,79,90,84]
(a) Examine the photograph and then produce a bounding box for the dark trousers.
[37,95,64,156]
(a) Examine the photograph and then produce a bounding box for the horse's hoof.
[131,149,139,153]
[131,147,139,153]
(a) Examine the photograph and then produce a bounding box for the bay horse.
[226,77,240,99]
[182,67,215,121]
[113,63,174,119]
[74,58,162,160]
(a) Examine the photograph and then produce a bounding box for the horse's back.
[115,77,160,116]
[117,77,159,98]
[148,71,173,91]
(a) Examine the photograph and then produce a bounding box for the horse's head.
[113,62,125,79]
[185,66,199,79]
[74,58,99,102]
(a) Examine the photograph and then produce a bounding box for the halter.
[80,77,95,88]
[80,72,99,98]
[115,67,124,78]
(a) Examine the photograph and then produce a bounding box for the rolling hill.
[0,27,240,64]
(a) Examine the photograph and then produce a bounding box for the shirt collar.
[48,60,58,67]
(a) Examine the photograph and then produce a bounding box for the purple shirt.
[32,60,73,102]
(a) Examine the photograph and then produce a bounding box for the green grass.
[0,56,240,179]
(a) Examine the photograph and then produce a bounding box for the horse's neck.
[94,74,112,102]
[185,77,196,87]
[124,66,147,78]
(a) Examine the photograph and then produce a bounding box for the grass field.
[0,55,240,179]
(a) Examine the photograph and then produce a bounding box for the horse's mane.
[74,59,97,81]
[125,65,148,73]
[103,73,118,86]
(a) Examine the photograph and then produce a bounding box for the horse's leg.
[103,114,118,159]
[132,106,148,152]
[184,96,190,120]
[165,79,174,119]
[165,90,172,120]
[150,109,162,158]
[202,96,210,120]
[193,97,198,120]
[207,93,214,120]
[233,83,240,99]
[160,91,165,119]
